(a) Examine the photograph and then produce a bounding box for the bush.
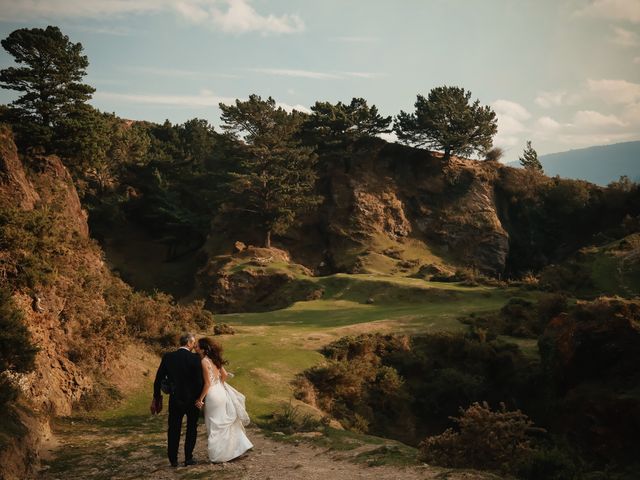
[0,207,66,289]
[213,323,235,335]
[264,401,321,434]
[518,446,580,480]
[419,402,537,474]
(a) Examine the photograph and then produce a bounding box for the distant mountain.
[508,141,640,186]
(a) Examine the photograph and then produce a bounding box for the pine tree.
[219,95,321,248]
[519,140,543,172]
[394,86,498,161]
[0,26,95,150]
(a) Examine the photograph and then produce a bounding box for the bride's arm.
[195,359,211,409]
[220,366,228,383]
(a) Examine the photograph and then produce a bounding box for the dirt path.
[40,415,497,480]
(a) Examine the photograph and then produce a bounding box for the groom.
[152,332,203,467]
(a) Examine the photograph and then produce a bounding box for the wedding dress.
[203,358,253,462]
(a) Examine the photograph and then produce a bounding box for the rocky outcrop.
[0,126,39,210]
[197,246,318,313]
[0,130,102,479]
[316,140,509,276]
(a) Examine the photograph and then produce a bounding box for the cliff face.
[0,127,109,479]
[284,139,510,276]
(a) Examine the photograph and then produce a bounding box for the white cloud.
[634,56,640,64]
[586,78,640,104]
[575,0,640,23]
[277,102,311,114]
[0,0,304,35]
[341,71,385,79]
[94,90,237,107]
[610,26,640,46]
[491,100,531,148]
[208,0,304,34]
[535,116,563,131]
[573,110,627,128]
[492,100,531,121]
[535,90,567,108]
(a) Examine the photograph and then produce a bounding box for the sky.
[0,0,639,163]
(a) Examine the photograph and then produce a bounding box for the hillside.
[508,141,640,186]
[0,127,213,479]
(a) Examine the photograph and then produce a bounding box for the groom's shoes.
[170,461,178,468]
[184,458,197,466]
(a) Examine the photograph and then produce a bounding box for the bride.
[194,337,253,462]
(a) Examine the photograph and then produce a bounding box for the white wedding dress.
[203,358,253,462]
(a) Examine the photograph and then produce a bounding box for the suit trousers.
[167,396,199,463]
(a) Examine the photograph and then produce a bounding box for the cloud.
[207,0,304,34]
[491,100,531,148]
[610,26,640,46]
[94,90,237,108]
[634,56,640,64]
[341,71,385,79]
[492,100,531,121]
[575,0,640,23]
[535,116,563,131]
[573,110,627,128]
[277,102,311,114]
[0,0,304,35]
[586,78,640,104]
[535,91,567,108]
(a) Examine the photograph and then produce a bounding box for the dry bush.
[419,401,537,474]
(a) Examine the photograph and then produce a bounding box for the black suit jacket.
[153,348,203,403]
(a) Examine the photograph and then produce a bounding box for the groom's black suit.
[153,347,203,465]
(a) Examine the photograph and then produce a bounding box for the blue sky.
[0,0,639,162]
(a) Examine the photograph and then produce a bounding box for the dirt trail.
[40,415,496,480]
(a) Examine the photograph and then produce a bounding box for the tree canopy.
[519,140,543,172]
[0,26,95,149]
[394,86,497,161]
[303,97,392,145]
[219,95,320,247]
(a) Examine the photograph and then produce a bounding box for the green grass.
[213,274,523,424]
[46,273,540,474]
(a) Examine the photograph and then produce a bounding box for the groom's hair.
[179,332,195,346]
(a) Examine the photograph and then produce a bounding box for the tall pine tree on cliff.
[394,86,497,162]
[219,95,321,248]
[0,26,95,150]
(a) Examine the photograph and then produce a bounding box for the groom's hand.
[150,396,163,415]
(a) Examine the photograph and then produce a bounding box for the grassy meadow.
[212,273,530,420]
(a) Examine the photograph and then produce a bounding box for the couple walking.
[151,333,253,467]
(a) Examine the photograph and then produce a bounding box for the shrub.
[213,323,235,335]
[265,401,321,434]
[419,402,537,474]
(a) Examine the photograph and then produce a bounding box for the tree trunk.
[443,147,451,163]
[265,230,271,248]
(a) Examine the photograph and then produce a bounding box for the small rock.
[233,241,247,253]
[366,297,375,304]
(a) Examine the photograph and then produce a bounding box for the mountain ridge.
[507,140,640,185]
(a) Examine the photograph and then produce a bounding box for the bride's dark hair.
[198,337,227,369]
